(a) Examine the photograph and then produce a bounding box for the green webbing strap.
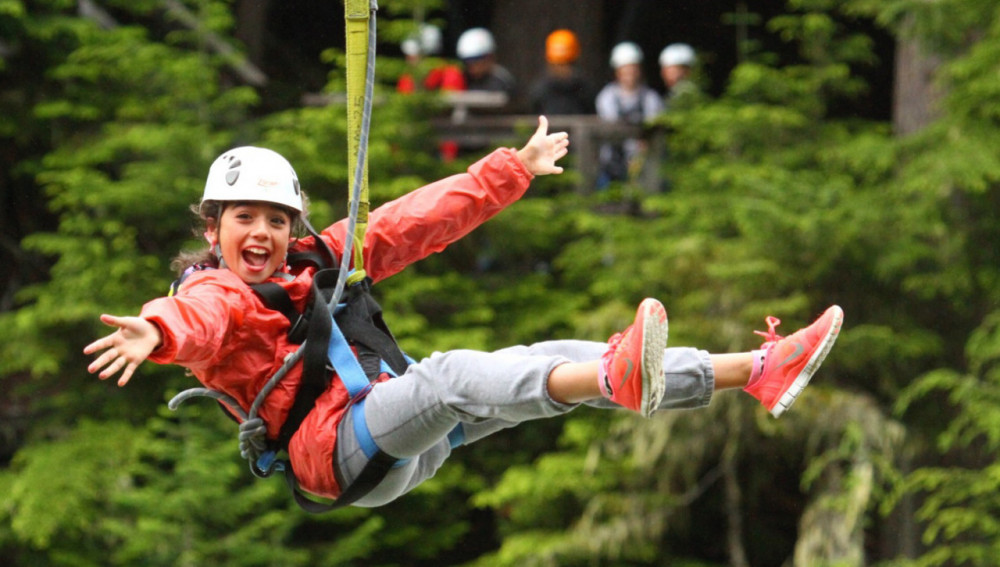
[345,0,371,286]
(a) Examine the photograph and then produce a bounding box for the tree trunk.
[722,404,749,567]
[893,14,942,136]
[235,0,269,70]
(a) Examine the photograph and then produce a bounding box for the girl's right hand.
[84,314,162,386]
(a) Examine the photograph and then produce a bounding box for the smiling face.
[462,54,493,79]
[210,202,293,284]
[615,63,642,91]
[661,64,690,89]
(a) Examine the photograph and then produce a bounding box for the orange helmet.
[546,29,580,64]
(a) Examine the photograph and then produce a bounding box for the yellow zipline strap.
[344,0,370,285]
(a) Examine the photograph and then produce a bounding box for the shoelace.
[753,316,784,347]
[602,328,628,364]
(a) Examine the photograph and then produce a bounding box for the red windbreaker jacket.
[140,148,533,498]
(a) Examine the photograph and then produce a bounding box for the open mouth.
[242,246,270,268]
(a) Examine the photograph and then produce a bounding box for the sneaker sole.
[638,298,669,418]
[769,305,843,418]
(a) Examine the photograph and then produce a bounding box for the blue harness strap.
[327,300,463,463]
[327,306,410,465]
[326,305,370,398]
[329,306,465,457]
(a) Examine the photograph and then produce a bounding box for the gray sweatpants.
[335,340,715,507]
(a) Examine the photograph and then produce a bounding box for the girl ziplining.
[83,1,843,511]
[84,116,843,509]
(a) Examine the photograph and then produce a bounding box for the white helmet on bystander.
[610,41,644,68]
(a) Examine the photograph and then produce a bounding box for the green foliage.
[1,3,496,565]
[378,0,447,45]
[887,311,1000,566]
[851,1,1000,564]
[4,0,1000,566]
[847,0,999,53]
[0,1,258,429]
[465,2,997,565]
[2,420,143,549]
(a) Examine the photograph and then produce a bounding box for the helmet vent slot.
[225,159,241,185]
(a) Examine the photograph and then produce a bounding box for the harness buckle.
[252,450,286,478]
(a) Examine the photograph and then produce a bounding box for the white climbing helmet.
[456,27,495,60]
[402,24,443,57]
[610,41,643,68]
[659,43,696,67]
[401,38,420,57]
[202,146,303,213]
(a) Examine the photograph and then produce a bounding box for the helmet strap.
[302,217,338,268]
[213,243,228,269]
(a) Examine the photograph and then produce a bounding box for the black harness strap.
[258,269,414,452]
[250,252,337,346]
[252,270,413,452]
[288,449,397,512]
[249,266,415,513]
[335,280,410,376]
[252,282,307,344]
[269,268,339,451]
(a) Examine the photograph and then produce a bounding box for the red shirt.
[397,64,466,94]
[141,149,533,498]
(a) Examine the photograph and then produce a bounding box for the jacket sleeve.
[317,147,534,283]
[140,270,252,369]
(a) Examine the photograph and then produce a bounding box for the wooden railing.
[432,111,663,193]
[303,91,664,193]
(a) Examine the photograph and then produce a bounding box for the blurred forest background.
[4,0,1000,565]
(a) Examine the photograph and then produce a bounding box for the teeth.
[245,247,268,255]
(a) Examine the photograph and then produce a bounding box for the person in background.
[528,29,596,116]
[595,41,664,187]
[659,42,700,107]
[396,24,465,94]
[396,24,466,162]
[456,27,516,99]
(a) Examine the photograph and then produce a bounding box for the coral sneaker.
[744,305,844,418]
[599,298,669,417]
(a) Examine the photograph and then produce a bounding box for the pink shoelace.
[753,316,784,347]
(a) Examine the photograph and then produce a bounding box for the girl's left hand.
[517,115,570,176]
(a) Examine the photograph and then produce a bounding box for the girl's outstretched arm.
[516,115,570,176]
[84,314,162,386]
